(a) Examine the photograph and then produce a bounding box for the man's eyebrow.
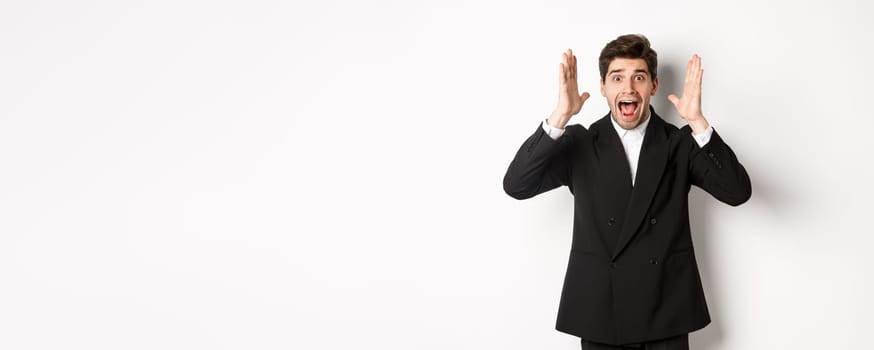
[608,68,650,75]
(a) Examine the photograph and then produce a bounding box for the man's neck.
[610,111,651,137]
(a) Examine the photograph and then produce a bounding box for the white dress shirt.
[541,115,713,186]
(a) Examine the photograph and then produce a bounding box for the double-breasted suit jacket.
[503,108,751,345]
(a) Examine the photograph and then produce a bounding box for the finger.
[580,92,590,104]
[685,56,694,83]
[562,52,571,82]
[571,49,576,78]
[685,55,699,93]
[667,94,680,107]
[571,54,577,80]
[692,55,702,96]
[560,62,567,85]
[565,49,573,79]
[692,55,700,82]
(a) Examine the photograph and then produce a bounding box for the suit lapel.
[592,115,634,191]
[589,115,633,254]
[611,110,669,261]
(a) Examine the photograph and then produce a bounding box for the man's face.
[600,58,659,130]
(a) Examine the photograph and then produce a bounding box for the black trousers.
[580,333,689,350]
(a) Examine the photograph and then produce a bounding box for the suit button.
[649,259,658,265]
[708,152,715,158]
[608,218,616,226]
[650,218,657,225]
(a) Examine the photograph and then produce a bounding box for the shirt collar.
[610,111,650,140]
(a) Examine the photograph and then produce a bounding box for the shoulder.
[560,123,590,138]
[565,123,587,133]
[655,118,689,142]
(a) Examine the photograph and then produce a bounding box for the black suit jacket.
[503,109,751,345]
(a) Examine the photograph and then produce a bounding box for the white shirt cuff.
[691,125,714,147]
[542,119,565,140]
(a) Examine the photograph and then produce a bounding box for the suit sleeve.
[503,121,574,200]
[686,126,752,206]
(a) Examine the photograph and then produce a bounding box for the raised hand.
[548,49,591,129]
[667,54,709,133]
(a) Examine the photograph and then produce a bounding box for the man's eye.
[634,75,644,81]
[613,76,621,81]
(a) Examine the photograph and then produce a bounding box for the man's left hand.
[668,54,710,134]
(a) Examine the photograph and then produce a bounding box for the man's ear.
[600,79,606,97]
[651,76,659,95]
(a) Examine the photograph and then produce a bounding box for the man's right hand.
[548,48,590,129]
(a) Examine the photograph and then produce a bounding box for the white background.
[1,1,872,349]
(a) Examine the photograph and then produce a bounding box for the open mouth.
[618,100,640,121]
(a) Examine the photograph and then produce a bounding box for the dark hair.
[598,34,658,82]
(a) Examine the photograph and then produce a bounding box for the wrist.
[688,117,710,135]
[548,111,570,129]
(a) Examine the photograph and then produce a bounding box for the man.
[503,34,751,349]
